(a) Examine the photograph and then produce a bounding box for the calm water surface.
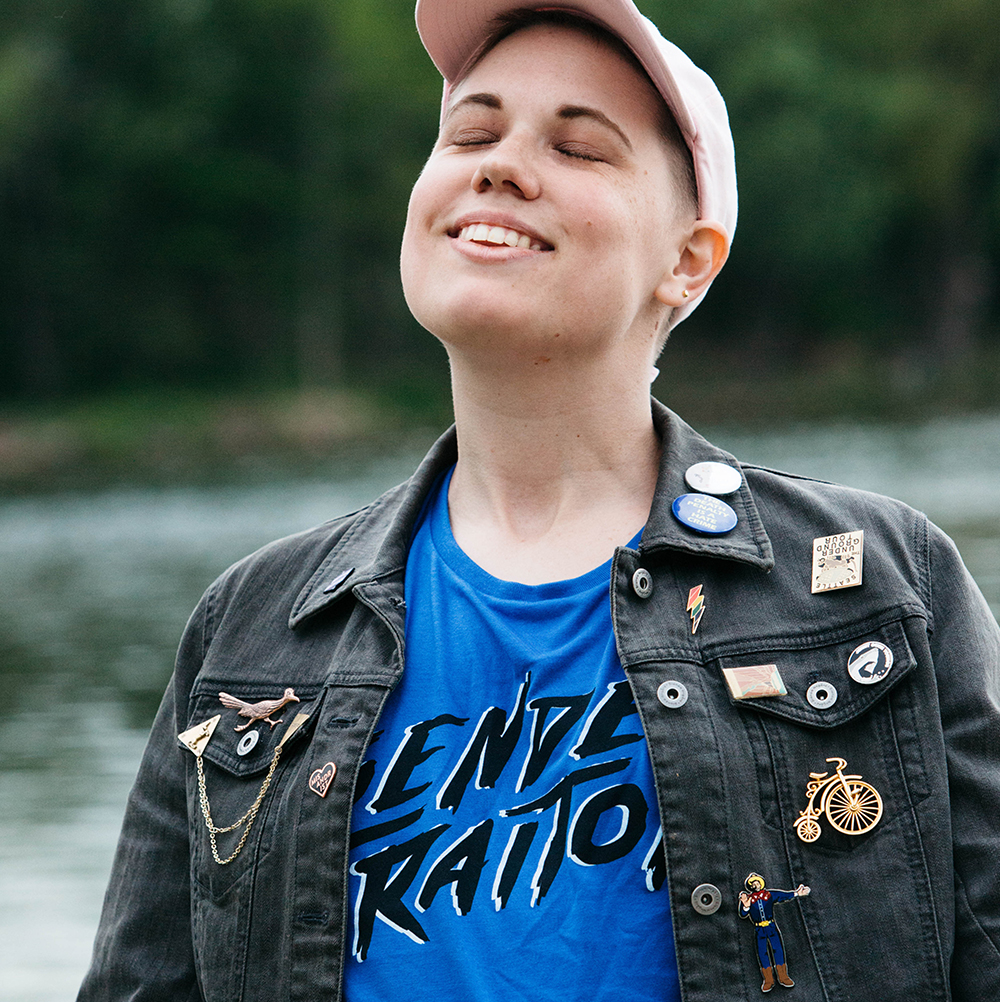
[2,416,999,999]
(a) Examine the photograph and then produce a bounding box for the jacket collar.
[289,427,458,627]
[643,400,774,569]
[290,400,772,628]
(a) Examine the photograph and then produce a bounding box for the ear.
[654,220,730,308]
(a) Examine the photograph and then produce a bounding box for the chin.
[408,286,550,350]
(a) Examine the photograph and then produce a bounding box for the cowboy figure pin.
[738,872,810,992]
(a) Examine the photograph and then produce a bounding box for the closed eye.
[450,130,498,147]
[556,143,604,162]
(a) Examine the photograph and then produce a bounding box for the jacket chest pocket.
[184,681,323,900]
[712,615,929,854]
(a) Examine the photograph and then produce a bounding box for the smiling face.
[400,22,699,369]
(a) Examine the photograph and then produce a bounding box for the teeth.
[458,224,544,249]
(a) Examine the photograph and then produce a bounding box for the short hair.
[477,8,699,221]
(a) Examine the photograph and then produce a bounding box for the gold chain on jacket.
[196,746,283,865]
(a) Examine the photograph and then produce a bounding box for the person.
[79,1,1000,1000]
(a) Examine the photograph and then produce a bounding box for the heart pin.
[308,761,336,798]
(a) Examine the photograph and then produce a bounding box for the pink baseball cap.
[414,0,737,325]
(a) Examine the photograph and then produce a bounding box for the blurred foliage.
[1,0,998,405]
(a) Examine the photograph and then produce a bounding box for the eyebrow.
[445,93,633,152]
[557,105,633,152]
[445,92,503,118]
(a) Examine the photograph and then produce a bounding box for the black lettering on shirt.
[416,819,494,916]
[491,821,539,912]
[352,809,425,850]
[502,758,629,904]
[568,783,647,866]
[437,675,530,812]
[572,680,642,760]
[516,691,593,792]
[366,715,465,814]
[642,825,666,892]
[350,825,450,961]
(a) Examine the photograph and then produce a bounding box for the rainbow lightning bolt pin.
[687,585,706,634]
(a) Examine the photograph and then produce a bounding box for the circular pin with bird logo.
[847,641,894,684]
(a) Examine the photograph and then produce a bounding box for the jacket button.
[657,680,689,708]
[236,730,260,756]
[632,568,653,598]
[806,681,838,709]
[691,883,722,915]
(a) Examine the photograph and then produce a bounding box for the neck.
[444,348,662,583]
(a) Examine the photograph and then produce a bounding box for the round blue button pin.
[672,493,738,535]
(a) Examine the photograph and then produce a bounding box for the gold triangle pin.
[178,715,221,757]
[278,712,310,748]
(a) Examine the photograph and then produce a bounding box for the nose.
[471,133,541,200]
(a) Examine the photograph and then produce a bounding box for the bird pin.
[218,687,300,731]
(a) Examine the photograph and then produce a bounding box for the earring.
[682,290,690,299]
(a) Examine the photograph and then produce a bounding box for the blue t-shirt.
[345,469,680,1001]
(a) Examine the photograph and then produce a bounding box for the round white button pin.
[684,461,742,496]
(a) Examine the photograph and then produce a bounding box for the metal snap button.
[632,567,653,598]
[237,729,260,756]
[806,681,838,709]
[691,883,722,915]
[657,680,689,709]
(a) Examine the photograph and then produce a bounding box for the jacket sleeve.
[77,590,211,1002]
[928,523,1000,996]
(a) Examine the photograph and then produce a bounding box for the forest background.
[2,0,999,487]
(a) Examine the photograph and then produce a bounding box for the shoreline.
[2,352,999,495]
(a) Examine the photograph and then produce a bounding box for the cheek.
[592,191,666,290]
[399,223,432,327]
[399,171,440,303]
[403,169,435,239]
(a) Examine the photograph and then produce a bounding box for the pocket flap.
[185,681,322,776]
[714,617,917,729]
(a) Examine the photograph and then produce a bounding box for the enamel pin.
[178,715,221,757]
[794,757,883,843]
[308,761,337,797]
[811,531,863,593]
[687,585,706,634]
[218,687,300,731]
[847,641,894,684]
[722,664,787,700]
[738,872,810,992]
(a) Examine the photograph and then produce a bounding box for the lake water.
[3,414,999,999]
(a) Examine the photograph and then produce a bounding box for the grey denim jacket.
[80,402,1000,1001]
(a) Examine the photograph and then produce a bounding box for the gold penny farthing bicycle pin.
[794,757,883,843]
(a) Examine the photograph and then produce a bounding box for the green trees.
[657,0,1000,365]
[1,0,997,403]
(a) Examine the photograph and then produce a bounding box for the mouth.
[451,222,551,252]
